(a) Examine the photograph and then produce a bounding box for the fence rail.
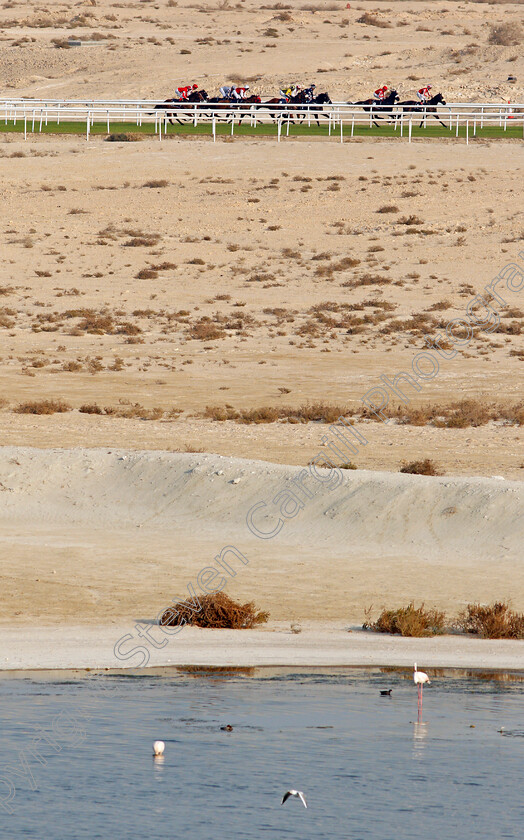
[1,99,522,144]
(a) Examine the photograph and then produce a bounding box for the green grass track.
[0,119,522,140]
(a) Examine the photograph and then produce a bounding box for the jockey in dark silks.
[302,84,316,103]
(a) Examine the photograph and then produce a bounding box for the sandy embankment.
[0,446,523,670]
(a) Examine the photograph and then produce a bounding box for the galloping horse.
[261,92,332,126]
[206,95,262,123]
[395,93,447,128]
[349,90,399,128]
[151,90,209,125]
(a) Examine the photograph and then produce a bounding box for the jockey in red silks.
[417,85,432,104]
[175,84,198,100]
[231,85,250,101]
[373,85,388,103]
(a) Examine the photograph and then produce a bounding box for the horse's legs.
[431,112,447,129]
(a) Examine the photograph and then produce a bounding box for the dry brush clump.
[160,592,269,629]
[400,459,441,476]
[364,603,446,637]
[456,603,524,640]
[488,23,522,46]
[203,402,353,424]
[14,399,71,415]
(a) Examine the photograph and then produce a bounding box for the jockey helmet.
[427,84,432,90]
[245,85,250,90]
[192,84,198,89]
[383,85,388,91]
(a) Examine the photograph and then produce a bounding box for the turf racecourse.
[0,119,522,141]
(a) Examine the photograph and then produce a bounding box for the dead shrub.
[15,399,71,415]
[160,592,269,629]
[400,459,441,476]
[488,23,522,47]
[456,602,524,640]
[142,180,169,188]
[79,403,104,414]
[376,205,399,213]
[136,268,159,280]
[357,12,392,28]
[364,602,446,637]
[106,133,144,142]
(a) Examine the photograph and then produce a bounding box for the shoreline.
[2,624,524,673]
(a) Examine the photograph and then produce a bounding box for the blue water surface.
[0,667,522,840]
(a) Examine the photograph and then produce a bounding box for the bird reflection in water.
[412,712,429,758]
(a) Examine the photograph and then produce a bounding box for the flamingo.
[413,663,430,710]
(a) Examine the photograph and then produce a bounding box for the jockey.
[303,83,316,102]
[175,83,198,100]
[373,85,388,103]
[280,83,300,102]
[417,85,432,104]
[219,85,234,100]
[231,85,250,100]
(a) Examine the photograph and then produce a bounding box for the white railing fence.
[1,99,522,144]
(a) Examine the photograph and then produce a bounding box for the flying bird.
[413,663,430,710]
[281,790,307,808]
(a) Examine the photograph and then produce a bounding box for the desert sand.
[0,1,523,669]
[0,446,523,669]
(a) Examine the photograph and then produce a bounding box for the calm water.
[0,667,523,839]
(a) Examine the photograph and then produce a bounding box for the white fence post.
[408,117,412,143]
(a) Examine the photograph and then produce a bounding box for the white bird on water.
[152,740,165,756]
[281,790,307,809]
[413,663,430,710]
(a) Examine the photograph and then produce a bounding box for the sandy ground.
[1,1,522,104]
[0,2,523,670]
[2,624,524,671]
[0,447,522,642]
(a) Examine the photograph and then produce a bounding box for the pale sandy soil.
[0,138,523,476]
[0,2,523,669]
[2,624,524,671]
[0,448,522,640]
[0,1,522,104]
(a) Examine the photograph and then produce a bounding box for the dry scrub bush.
[488,23,522,46]
[203,402,351,424]
[364,603,446,637]
[160,592,269,629]
[400,459,441,476]
[357,12,392,28]
[457,603,524,640]
[15,399,71,415]
[106,133,144,142]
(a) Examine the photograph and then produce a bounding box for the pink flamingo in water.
[413,663,430,711]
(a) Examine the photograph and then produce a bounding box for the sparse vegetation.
[364,603,446,637]
[488,23,522,47]
[457,602,524,640]
[15,399,72,415]
[160,592,269,629]
[400,459,441,476]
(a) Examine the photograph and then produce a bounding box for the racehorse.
[206,95,262,123]
[151,90,209,125]
[261,92,332,126]
[395,93,447,128]
[348,90,399,128]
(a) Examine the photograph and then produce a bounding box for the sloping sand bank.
[0,446,522,657]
